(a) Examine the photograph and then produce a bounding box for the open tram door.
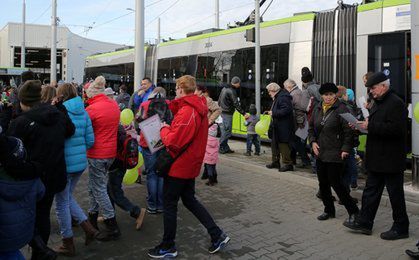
[367,31,412,157]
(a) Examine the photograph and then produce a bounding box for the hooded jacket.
[0,175,45,252]
[160,94,208,179]
[86,94,120,159]
[7,103,75,195]
[63,96,95,173]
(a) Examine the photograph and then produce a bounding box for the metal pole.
[157,17,161,44]
[411,0,419,189]
[21,0,26,69]
[255,0,261,116]
[134,0,145,91]
[215,0,219,29]
[50,0,57,83]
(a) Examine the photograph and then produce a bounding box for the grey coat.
[288,86,307,127]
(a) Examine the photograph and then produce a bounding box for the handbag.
[155,141,193,177]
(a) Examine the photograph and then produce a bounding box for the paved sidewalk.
[21,139,419,259]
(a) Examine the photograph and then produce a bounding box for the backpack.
[147,97,173,124]
[116,125,139,169]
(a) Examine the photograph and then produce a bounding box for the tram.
[84,0,412,152]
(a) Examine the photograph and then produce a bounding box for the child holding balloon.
[107,110,146,231]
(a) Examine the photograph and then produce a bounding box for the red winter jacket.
[86,94,120,159]
[160,94,208,179]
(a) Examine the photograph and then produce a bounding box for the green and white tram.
[85,0,412,153]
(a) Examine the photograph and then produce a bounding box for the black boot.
[88,211,99,230]
[201,168,208,180]
[96,217,121,241]
[213,170,218,183]
[266,161,280,169]
[30,235,58,260]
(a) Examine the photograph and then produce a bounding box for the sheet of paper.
[357,96,369,119]
[138,114,164,154]
[340,113,368,134]
[295,121,309,140]
[408,103,413,119]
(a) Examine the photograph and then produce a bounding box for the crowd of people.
[0,65,416,259]
[0,72,230,259]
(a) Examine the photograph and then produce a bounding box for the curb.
[219,155,419,215]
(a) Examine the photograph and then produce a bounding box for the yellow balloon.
[120,109,134,126]
[255,117,270,136]
[123,165,139,185]
[138,153,144,168]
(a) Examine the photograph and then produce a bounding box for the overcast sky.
[2,0,361,46]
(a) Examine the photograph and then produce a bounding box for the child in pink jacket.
[203,124,219,186]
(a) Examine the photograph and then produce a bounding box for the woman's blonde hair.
[41,85,56,104]
[57,83,78,101]
[176,75,196,94]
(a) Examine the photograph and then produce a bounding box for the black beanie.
[319,83,338,95]
[301,67,313,83]
[18,80,42,106]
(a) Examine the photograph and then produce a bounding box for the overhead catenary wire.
[261,0,275,18]
[31,4,52,24]
[145,0,182,27]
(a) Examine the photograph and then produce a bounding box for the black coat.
[270,89,294,143]
[365,90,407,173]
[7,103,75,195]
[218,85,245,115]
[308,99,353,163]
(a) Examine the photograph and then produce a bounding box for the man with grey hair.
[343,72,409,241]
[218,76,245,154]
[266,82,294,172]
[283,79,310,168]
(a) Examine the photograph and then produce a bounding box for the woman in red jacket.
[85,76,121,241]
[148,76,230,259]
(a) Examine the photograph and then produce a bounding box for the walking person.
[85,76,121,241]
[265,83,294,172]
[137,87,173,214]
[203,124,220,186]
[244,104,261,156]
[53,83,99,256]
[7,80,75,259]
[308,83,359,221]
[148,76,230,258]
[218,76,245,154]
[344,72,410,240]
[284,79,310,168]
[0,129,45,260]
[107,123,146,229]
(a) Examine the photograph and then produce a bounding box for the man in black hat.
[343,72,409,240]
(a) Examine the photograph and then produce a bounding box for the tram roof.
[85,0,410,60]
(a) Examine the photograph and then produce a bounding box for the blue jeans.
[246,134,260,153]
[219,113,233,152]
[107,167,141,218]
[143,148,164,211]
[88,158,115,219]
[55,172,87,238]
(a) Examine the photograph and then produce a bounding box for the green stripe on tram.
[358,0,410,12]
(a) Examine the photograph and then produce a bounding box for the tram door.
[368,32,411,103]
[368,31,412,154]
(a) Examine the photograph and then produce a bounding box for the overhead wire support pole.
[157,17,161,44]
[215,0,220,29]
[134,0,145,91]
[255,0,261,116]
[51,0,57,83]
[21,0,26,69]
[411,0,419,189]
